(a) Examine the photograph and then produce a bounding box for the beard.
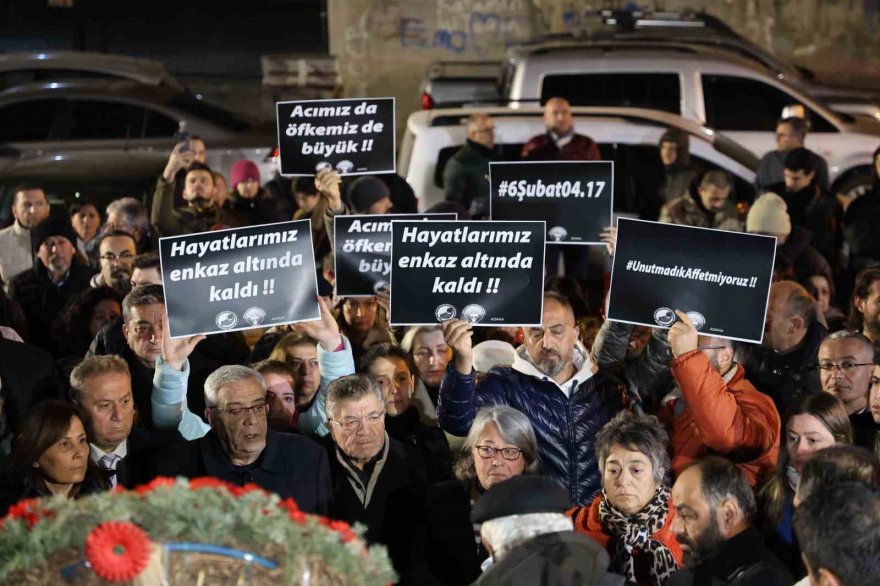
[536,349,565,377]
[679,520,725,568]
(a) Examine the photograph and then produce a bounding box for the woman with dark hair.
[52,287,123,361]
[423,405,540,586]
[70,199,102,268]
[758,392,853,575]
[569,411,681,586]
[802,273,845,331]
[0,401,107,511]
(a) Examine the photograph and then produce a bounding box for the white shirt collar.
[510,342,595,397]
[89,440,128,467]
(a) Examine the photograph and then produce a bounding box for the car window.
[702,75,837,133]
[540,73,681,113]
[0,99,62,141]
[144,108,179,138]
[68,99,147,140]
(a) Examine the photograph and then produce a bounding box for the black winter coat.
[438,357,629,506]
[324,436,428,585]
[385,406,453,484]
[154,430,332,515]
[667,527,792,586]
[737,319,826,417]
[423,478,486,586]
[9,260,95,355]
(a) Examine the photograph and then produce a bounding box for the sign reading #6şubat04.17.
[489,160,614,245]
[159,220,320,338]
[607,218,777,344]
[276,97,395,176]
[389,220,546,327]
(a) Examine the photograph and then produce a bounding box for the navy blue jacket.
[438,353,629,506]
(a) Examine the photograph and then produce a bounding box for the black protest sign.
[489,161,613,245]
[159,220,319,337]
[276,97,395,176]
[389,220,546,326]
[607,218,776,344]
[334,213,457,297]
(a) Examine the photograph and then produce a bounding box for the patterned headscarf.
[598,486,678,585]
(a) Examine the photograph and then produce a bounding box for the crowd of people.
[0,96,879,586]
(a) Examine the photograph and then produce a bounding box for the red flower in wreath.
[189,477,230,491]
[328,520,356,544]
[278,498,307,523]
[134,477,175,495]
[85,521,152,583]
[5,498,52,529]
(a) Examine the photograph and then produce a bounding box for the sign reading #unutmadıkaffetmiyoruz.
[159,220,319,338]
[607,218,777,344]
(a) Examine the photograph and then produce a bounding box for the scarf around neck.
[599,485,678,585]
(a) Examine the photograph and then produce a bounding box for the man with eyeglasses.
[154,364,332,514]
[323,374,428,583]
[663,310,781,487]
[91,230,137,296]
[817,330,879,450]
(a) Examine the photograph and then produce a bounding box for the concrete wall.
[328,0,880,132]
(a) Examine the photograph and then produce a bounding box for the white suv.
[399,105,759,212]
[503,41,880,196]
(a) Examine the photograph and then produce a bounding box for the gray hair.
[596,411,671,485]
[823,330,876,361]
[399,325,443,354]
[324,374,384,421]
[122,284,164,324]
[455,406,540,482]
[480,513,572,560]
[106,197,150,235]
[204,365,266,408]
[69,355,130,403]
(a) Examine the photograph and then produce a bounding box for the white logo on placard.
[215,311,238,330]
[373,280,390,294]
[336,160,354,173]
[243,307,267,326]
[462,304,486,324]
[548,226,568,242]
[435,304,456,321]
[686,311,706,331]
[653,307,675,327]
[315,161,332,172]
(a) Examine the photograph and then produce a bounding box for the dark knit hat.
[346,176,390,214]
[471,475,571,524]
[31,217,77,253]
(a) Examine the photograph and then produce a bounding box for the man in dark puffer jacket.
[438,292,630,506]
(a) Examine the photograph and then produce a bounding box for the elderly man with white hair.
[470,475,625,586]
[153,363,332,514]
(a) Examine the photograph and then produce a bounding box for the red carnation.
[5,498,51,529]
[327,520,356,544]
[134,477,175,495]
[188,477,229,491]
[279,498,306,523]
[85,522,152,583]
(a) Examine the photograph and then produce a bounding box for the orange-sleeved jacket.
[662,350,780,487]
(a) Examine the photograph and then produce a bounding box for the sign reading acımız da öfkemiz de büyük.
[489,161,613,245]
[389,220,546,327]
[159,220,320,338]
[607,218,776,344]
[334,213,457,297]
[276,97,395,176]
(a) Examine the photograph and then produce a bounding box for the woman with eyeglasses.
[422,405,540,586]
[758,392,853,576]
[568,411,681,586]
